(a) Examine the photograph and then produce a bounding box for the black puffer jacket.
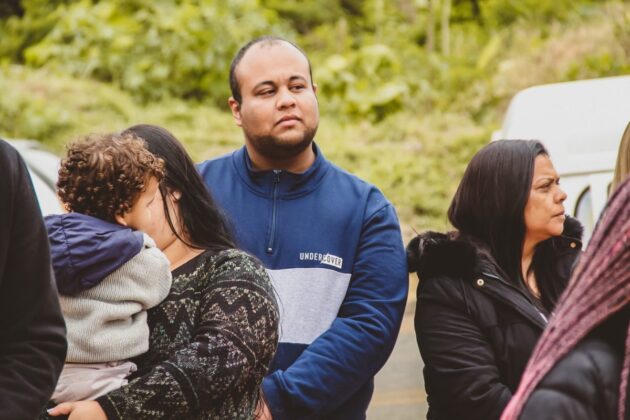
[520,306,630,420]
[408,217,582,420]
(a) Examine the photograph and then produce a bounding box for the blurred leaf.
[476,34,501,71]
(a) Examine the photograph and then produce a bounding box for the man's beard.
[248,125,318,161]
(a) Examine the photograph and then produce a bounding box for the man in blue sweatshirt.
[198,36,408,420]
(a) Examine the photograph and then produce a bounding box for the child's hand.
[48,401,107,419]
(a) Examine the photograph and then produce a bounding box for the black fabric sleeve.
[0,140,67,420]
[519,337,623,420]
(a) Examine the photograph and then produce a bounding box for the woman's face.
[116,176,160,233]
[119,177,183,252]
[524,155,567,244]
[145,187,183,251]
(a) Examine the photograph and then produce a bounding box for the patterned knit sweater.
[90,248,279,419]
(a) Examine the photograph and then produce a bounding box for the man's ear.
[114,213,128,226]
[312,83,318,95]
[228,97,243,127]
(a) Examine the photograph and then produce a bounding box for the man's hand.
[48,401,107,420]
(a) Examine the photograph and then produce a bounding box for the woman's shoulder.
[407,231,491,307]
[211,248,266,271]
[171,248,274,303]
[176,247,260,271]
[549,336,622,386]
[408,231,483,283]
[194,248,271,285]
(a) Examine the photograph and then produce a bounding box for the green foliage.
[4,0,292,104]
[260,0,360,33]
[0,66,70,142]
[1,0,629,233]
[0,64,241,153]
[316,44,410,120]
[483,0,586,26]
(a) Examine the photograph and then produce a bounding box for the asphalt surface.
[367,277,428,419]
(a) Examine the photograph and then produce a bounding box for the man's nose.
[276,88,296,109]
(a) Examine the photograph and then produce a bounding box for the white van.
[493,76,630,242]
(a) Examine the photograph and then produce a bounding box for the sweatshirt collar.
[232,142,330,198]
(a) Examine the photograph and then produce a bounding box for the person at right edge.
[198,36,408,419]
[0,139,67,419]
[407,140,583,419]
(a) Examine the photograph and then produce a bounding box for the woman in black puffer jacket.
[407,140,583,420]
[503,177,630,420]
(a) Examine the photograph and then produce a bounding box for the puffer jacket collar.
[45,213,144,295]
[408,216,583,329]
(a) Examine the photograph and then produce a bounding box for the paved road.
[367,277,428,419]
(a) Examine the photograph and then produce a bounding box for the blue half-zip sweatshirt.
[198,144,408,419]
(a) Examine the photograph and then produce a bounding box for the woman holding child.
[47,125,279,419]
[407,140,583,419]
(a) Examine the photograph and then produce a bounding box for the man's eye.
[258,90,274,96]
[291,85,305,91]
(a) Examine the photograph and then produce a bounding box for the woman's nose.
[556,186,567,202]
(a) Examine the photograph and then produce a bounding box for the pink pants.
[52,360,137,402]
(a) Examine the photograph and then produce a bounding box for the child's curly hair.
[57,132,165,222]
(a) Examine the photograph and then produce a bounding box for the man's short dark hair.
[229,36,314,104]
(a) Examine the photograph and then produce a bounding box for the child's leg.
[52,361,137,403]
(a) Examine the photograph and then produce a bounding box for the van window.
[575,187,594,244]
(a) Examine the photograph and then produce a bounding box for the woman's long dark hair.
[123,124,235,251]
[448,140,548,285]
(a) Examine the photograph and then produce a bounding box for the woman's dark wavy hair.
[123,124,235,251]
[448,139,548,286]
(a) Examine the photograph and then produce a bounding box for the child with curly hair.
[45,132,172,403]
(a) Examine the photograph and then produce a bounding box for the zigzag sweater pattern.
[94,249,279,419]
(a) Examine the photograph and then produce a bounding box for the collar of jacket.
[45,212,145,295]
[231,142,331,199]
[408,216,583,329]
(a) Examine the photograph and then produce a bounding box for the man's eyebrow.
[289,75,308,82]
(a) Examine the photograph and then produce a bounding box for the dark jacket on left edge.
[0,140,67,420]
[408,217,582,420]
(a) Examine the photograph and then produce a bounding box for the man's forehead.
[247,39,301,55]
[238,41,310,77]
